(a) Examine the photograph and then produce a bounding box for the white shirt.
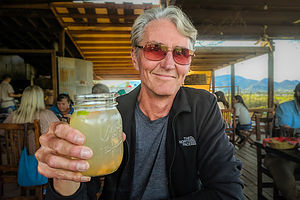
[0,81,15,108]
[234,103,251,125]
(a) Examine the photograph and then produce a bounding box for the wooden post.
[268,42,274,109]
[231,64,235,108]
[211,70,215,93]
[59,29,65,57]
[51,51,57,101]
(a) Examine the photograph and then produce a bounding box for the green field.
[226,92,294,109]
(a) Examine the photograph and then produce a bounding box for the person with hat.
[264,82,300,200]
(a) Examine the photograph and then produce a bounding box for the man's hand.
[35,122,93,182]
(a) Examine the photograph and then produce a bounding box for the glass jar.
[70,93,123,176]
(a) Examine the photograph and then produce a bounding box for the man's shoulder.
[279,100,295,108]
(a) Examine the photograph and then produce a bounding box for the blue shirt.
[276,99,300,128]
[49,104,74,122]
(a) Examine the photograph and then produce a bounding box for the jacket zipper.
[168,112,179,197]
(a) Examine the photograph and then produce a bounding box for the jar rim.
[74,93,115,100]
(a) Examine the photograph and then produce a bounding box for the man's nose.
[161,51,175,69]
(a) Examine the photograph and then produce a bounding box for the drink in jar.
[70,94,123,176]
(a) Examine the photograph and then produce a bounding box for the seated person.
[50,93,74,122]
[3,85,59,154]
[264,83,300,200]
[233,95,252,144]
[214,91,229,109]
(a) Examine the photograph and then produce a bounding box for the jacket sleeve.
[176,96,244,200]
[45,177,101,200]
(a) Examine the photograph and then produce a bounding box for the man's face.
[57,98,70,113]
[132,19,191,97]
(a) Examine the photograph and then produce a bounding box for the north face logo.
[179,136,196,146]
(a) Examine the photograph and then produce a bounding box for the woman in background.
[233,95,252,144]
[50,93,74,122]
[4,85,59,154]
[214,91,229,109]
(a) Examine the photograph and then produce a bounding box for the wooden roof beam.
[62,23,133,27]
[52,2,157,9]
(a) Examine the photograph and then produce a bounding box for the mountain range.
[215,75,300,92]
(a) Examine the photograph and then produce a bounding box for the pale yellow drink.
[70,94,123,176]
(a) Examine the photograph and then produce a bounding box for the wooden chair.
[221,109,236,146]
[0,120,44,200]
[280,126,295,137]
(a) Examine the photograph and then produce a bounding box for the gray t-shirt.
[130,103,169,200]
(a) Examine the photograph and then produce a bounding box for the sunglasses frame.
[136,42,194,65]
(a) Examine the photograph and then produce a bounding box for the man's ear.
[131,48,139,71]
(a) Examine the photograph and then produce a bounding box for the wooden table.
[255,141,300,199]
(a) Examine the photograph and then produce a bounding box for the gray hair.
[131,6,197,53]
[92,83,110,94]
[12,85,45,123]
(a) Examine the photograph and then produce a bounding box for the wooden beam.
[57,13,140,20]
[69,30,131,34]
[88,58,132,62]
[51,51,58,101]
[78,43,131,47]
[211,70,215,93]
[268,42,274,109]
[231,64,235,108]
[0,3,49,9]
[73,37,130,41]
[81,48,131,52]
[194,47,270,54]
[83,52,131,57]
[0,49,55,54]
[51,2,157,9]
[62,22,133,27]
[59,29,65,57]
[50,5,85,59]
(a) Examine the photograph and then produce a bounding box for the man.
[264,83,300,200]
[36,6,244,200]
[276,82,300,130]
[0,74,21,113]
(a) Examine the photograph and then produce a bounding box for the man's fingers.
[48,122,85,145]
[39,136,93,160]
[36,148,89,172]
[37,162,91,182]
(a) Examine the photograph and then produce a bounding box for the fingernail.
[74,135,84,144]
[76,162,89,171]
[80,149,92,159]
[81,176,91,182]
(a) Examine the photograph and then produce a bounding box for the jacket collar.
[169,87,192,116]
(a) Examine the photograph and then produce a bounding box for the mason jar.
[70,93,123,176]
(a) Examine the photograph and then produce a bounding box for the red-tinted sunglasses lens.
[173,47,192,65]
[142,43,193,65]
[143,43,166,61]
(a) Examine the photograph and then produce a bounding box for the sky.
[213,40,300,82]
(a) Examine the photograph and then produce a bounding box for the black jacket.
[46,86,244,200]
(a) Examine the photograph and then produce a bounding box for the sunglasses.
[136,42,194,65]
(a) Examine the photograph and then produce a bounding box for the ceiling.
[0,0,299,80]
